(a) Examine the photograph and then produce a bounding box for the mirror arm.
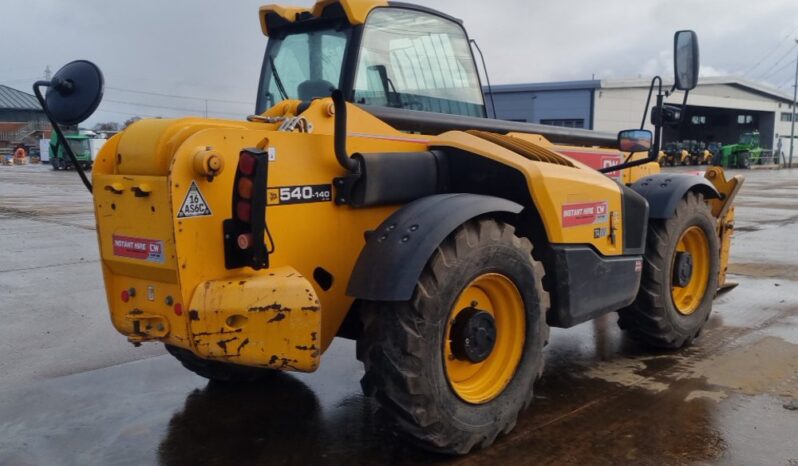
[648,91,665,164]
[676,90,690,125]
[639,76,662,130]
[33,81,93,193]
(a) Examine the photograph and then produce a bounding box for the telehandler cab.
[34,0,743,455]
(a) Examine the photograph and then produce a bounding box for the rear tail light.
[223,147,271,270]
[237,177,254,199]
[236,200,251,222]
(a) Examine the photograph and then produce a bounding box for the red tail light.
[238,152,256,176]
[236,200,251,222]
[223,148,271,270]
[238,177,253,199]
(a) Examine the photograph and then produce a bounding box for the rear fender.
[630,174,720,219]
[346,194,522,301]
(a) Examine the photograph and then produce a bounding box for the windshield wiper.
[269,55,289,101]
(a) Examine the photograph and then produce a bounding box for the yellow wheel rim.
[671,226,710,315]
[444,273,525,404]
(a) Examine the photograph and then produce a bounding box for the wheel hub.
[449,307,497,363]
[673,251,693,287]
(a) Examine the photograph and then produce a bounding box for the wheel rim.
[671,226,710,315]
[444,273,525,404]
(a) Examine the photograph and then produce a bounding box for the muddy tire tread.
[356,218,549,454]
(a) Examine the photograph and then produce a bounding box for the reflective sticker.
[177,181,212,218]
[113,235,165,263]
[562,201,609,228]
[635,260,643,273]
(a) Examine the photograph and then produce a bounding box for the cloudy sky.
[2,0,797,127]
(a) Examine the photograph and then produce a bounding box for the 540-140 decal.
[267,184,332,206]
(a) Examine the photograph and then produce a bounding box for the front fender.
[346,194,523,301]
[631,174,719,219]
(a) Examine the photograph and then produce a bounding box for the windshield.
[740,133,757,145]
[353,9,486,118]
[67,138,90,154]
[258,24,350,110]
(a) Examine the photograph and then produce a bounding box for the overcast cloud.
[2,0,797,127]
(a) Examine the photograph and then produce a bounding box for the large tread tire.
[165,344,277,383]
[356,218,549,455]
[618,193,719,349]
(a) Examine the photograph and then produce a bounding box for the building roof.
[487,76,794,103]
[0,84,42,111]
[486,80,601,94]
[600,76,794,103]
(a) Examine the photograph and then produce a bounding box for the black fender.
[630,174,720,219]
[346,193,523,301]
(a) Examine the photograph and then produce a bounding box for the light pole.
[789,39,798,168]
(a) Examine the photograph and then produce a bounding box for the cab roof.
[260,0,387,36]
[259,0,460,36]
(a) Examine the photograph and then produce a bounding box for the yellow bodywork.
[92,0,735,373]
[92,96,637,371]
[260,0,387,36]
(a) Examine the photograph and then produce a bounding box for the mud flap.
[188,266,321,372]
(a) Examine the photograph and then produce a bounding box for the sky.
[1,0,797,127]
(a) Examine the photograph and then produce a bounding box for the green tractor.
[50,132,92,171]
[716,132,763,169]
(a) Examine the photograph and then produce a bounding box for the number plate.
[267,184,333,206]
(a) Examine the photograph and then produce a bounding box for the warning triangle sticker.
[177,181,212,218]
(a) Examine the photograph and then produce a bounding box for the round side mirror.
[45,60,104,126]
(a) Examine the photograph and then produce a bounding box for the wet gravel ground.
[0,164,796,465]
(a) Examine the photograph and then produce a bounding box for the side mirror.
[618,129,653,153]
[674,30,699,91]
[42,60,104,126]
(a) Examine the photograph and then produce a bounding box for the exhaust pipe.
[331,89,360,173]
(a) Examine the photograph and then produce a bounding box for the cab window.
[261,26,349,108]
[353,8,486,117]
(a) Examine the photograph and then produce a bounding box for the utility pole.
[790,39,797,168]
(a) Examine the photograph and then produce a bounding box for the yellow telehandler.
[33,0,743,454]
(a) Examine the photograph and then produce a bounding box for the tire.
[165,344,277,383]
[618,192,719,349]
[738,152,751,169]
[356,218,549,455]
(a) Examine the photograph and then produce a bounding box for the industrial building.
[485,77,796,159]
[0,84,49,155]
